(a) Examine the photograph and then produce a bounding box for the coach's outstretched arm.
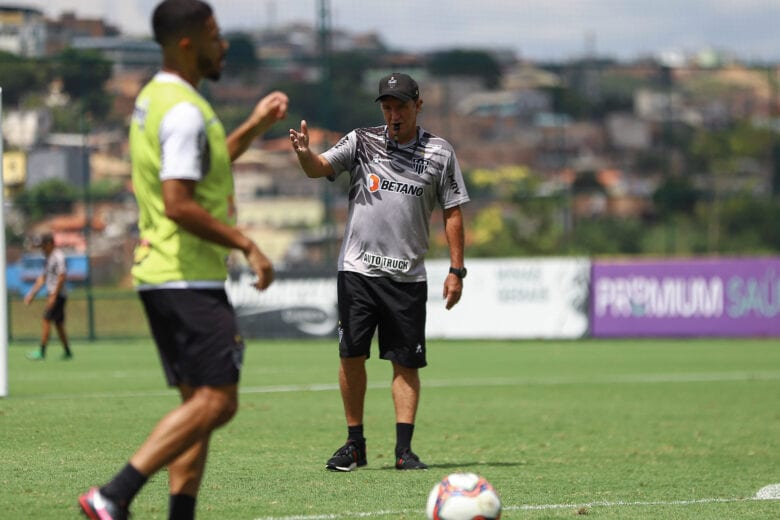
[289,119,335,178]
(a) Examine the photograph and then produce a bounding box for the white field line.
[14,370,780,400]
[252,494,779,520]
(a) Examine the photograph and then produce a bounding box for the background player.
[24,232,73,361]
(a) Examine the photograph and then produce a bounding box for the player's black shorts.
[43,295,67,324]
[139,288,245,388]
[337,271,427,369]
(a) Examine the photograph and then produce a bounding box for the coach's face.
[195,15,228,81]
[379,97,421,144]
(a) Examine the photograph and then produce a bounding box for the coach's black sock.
[169,493,196,520]
[63,343,72,356]
[347,424,365,443]
[39,344,47,357]
[395,423,414,456]
[100,463,148,506]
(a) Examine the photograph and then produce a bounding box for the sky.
[13,0,780,62]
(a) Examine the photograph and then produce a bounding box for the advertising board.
[426,258,590,339]
[592,257,780,337]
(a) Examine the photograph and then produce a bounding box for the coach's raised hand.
[290,119,310,154]
[289,120,335,179]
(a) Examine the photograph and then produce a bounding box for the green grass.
[1,338,780,519]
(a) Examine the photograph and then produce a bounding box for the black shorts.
[337,271,427,369]
[43,295,67,324]
[140,288,245,388]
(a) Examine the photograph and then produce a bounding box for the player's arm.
[442,205,465,310]
[226,91,289,162]
[160,102,274,290]
[289,120,335,179]
[162,179,273,290]
[24,274,45,305]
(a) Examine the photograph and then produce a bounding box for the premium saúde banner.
[591,257,780,337]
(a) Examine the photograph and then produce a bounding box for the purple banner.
[591,257,780,337]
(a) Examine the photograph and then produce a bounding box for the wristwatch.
[449,266,468,279]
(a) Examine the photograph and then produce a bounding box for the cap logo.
[388,76,397,89]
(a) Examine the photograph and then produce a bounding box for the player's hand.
[249,91,289,133]
[289,120,310,154]
[23,295,32,306]
[443,274,463,310]
[244,242,275,291]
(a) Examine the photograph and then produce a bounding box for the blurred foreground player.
[78,1,288,518]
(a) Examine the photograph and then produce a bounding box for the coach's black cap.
[375,73,419,102]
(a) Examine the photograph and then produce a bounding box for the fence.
[8,290,147,342]
[7,256,780,342]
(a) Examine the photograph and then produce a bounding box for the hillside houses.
[2,7,779,275]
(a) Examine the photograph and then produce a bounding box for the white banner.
[425,258,591,339]
[226,257,591,340]
[227,274,338,338]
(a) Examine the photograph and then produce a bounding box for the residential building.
[46,11,120,55]
[0,5,45,57]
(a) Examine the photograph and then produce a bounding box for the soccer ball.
[426,472,502,520]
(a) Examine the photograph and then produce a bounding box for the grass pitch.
[1,338,779,519]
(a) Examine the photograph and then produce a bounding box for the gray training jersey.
[322,125,469,282]
[44,249,67,296]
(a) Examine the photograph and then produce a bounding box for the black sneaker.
[78,487,130,520]
[326,439,367,471]
[395,449,428,470]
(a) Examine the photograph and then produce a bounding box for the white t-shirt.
[155,72,207,182]
[44,249,67,296]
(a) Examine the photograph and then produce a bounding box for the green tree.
[571,170,605,195]
[568,217,644,255]
[53,48,113,120]
[463,166,568,256]
[652,175,700,217]
[87,178,125,201]
[689,121,774,251]
[224,32,259,80]
[268,51,378,133]
[0,51,49,105]
[541,84,590,119]
[719,196,780,253]
[14,179,77,221]
[427,50,502,89]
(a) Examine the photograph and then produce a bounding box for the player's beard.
[199,54,223,81]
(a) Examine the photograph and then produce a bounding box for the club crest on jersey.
[366,173,424,197]
[413,158,429,175]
